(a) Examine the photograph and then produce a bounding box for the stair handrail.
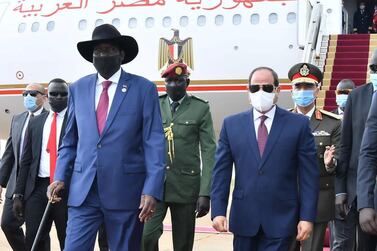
[302,2,323,64]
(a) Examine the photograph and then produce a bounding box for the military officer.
[141,63,216,251]
[288,63,341,251]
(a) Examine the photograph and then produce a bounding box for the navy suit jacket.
[211,106,319,238]
[358,92,377,210]
[54,70,165,210]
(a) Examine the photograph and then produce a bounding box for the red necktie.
[46,112,57,183]
[97,81,112,135]
[257,115,268,156]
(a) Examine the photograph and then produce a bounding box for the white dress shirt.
[338,107,344,116]
[168,95,186,112]
[297,106,316,119]
[95,68,122,115]
[253,105,276,138]
[38,108,67,178]
[19,107,44,158]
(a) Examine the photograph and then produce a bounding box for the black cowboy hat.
[77,24,138,64]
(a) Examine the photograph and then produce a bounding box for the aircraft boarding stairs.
[317,34,377,111]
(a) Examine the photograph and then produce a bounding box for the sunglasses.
[370,64,377,73]
[49,92,68,97]
[336,89,352,95]
[248,84,275,93]
[22,90,44,97]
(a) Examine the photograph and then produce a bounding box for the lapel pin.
[121,85,127,93]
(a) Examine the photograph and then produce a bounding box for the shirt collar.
[169,95,186,105]
[338,107,344,115]
[30,106,44,116]
[97,68,122,86]
[253,105,276,121]
[49,108,67,118]
[297,105,316,119]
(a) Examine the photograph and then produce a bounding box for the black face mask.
[49,99,67,113]
[166,80,187,101]
[93,54,122,80]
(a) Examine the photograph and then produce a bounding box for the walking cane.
[31,199,53,251]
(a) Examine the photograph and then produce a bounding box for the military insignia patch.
[175,66,183,75]
[300,64,310,77]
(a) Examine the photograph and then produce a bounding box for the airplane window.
[269,13,278,24]
[163,16,172,27]
[233,14,241,25]
[79,19,87,30]
[180,16,189,27]
[112,18,121,28]
[250,14,259,25]
[197,15,206,27]
[31,22,40,32]
[215,15,224,26]
[95,19,104,27]
[146,17,155,28]
[287,12,296,24]
[47,21,55,31]
[128,18,137,29]
[18,23,26,33]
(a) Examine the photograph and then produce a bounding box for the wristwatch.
[12,194,23,200]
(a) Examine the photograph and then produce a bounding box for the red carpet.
[323,34,370,111]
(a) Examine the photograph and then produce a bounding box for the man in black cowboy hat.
[47,24,165,251]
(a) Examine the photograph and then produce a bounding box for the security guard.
[288,63,341,251]
[142,63,216,251]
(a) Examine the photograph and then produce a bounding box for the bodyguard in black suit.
[332,79,356,116]
[0,83,46,251]
[358,89,377,236]
[13,79,69,251]
[334,51,377,250]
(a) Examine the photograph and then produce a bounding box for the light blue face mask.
[292,90,316,107]
[23,94,38,111]
[336,94,348,108]
[370,73,377,90]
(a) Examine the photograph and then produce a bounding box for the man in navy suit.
[47,24,165,251]
[211,67,319,251]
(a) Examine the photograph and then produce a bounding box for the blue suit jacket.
[211,107,319,238]
[54,70,165,210]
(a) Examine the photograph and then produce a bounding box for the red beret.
[161,63,189,78]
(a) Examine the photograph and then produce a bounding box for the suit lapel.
[15,112,29,159]
[259,107,286,168]
[362,84,374,122]
[172,95,190,121]
[161,96,172,123]
[35,113,49,158]
[100,70,132,140]
[244,110,261,163]
[309,112,320,132]
[59,113,68,147]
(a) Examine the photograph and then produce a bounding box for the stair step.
[335,34,370,40]
[329,46,370,52]
[326,51,369,59]
[325,65,367,71]
[328,58,368,65]
[329,72,366,79]
[330,40,370,46]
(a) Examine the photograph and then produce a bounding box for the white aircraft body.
[0,0,344,143]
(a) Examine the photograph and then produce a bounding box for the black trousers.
[24,177,67,251]
[1,196,26,251]
[332,202,377,251]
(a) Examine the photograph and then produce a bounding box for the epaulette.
[159,93,168,99]
[318,109,342,120]
[190,95,208,103]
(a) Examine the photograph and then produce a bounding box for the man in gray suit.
[334,49,377,250]
[0,83,46,251]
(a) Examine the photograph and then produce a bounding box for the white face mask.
[249,91,276,113]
